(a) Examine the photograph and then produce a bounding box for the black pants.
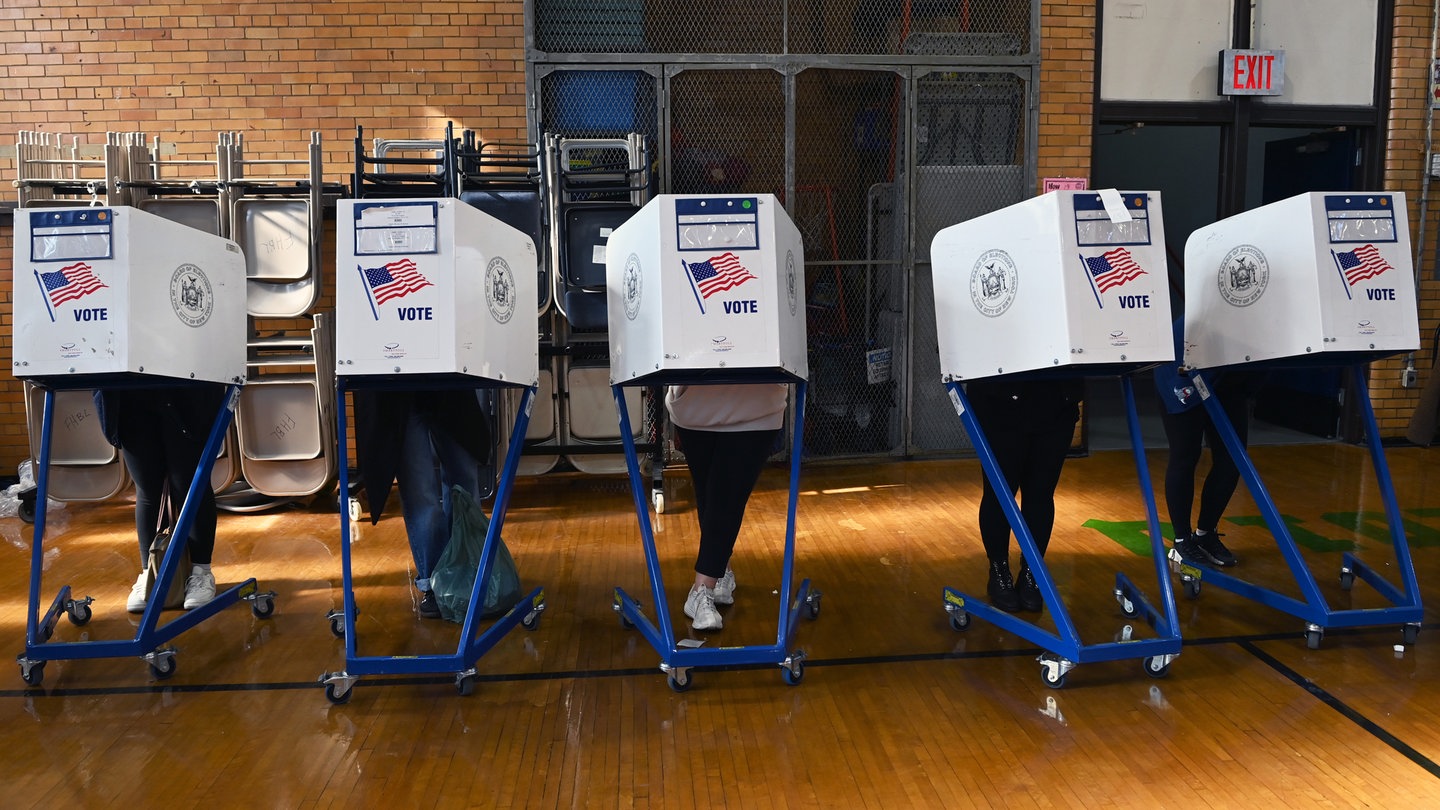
[113,391,222,565]
[1160,395,1249,540]
[676,425,778,579]
[977,421,1075,564]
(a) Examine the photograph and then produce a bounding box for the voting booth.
[605,193,807,383]
[928,190,1181,688]
[602,193,818,691]
[15,206,246,384]
[335,198,539,385]
[1171,192,1422,649]
[11,205,272,687]
[1183,192,1418,369]
[321,197,546,704]
[930,189,1173,381]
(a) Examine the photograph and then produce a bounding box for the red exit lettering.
[1232,53,1275,91]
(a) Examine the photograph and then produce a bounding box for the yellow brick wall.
[1038,0,1095,186]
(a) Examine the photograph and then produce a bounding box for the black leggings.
[118,404,218,566]
[676,426,778,579]
[978,422,1075,564]
[1160,395,1249,540]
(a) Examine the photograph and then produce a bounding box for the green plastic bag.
[430,485,523,622]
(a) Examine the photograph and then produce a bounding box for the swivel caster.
[948,610,971,631]
[1143,655,1173,679]
[666,668,692,693]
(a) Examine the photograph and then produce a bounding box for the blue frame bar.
[1179,363,1423,636]
[611,378,816,686]
[322,377,545,693]
[19,382,270,681]
[940,374,1182,680]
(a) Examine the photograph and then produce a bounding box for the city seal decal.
[1218,244,1269,308]
[170,263,213,328]
[485,256,516,324]
[970,249,1018,318]
[623,252,643,321]
[785,249,798,317]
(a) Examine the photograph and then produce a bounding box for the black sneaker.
[1016,566,1043,612]
[419,590,442,619]
[1171,537,1214,567]
[1192,531,1237,567]
[987,559,1021,613]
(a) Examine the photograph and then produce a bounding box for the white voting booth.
[11,205,270,687]
[322,196,545,704]
[929,190,1182,688]
[603,193,818,690]
[15,206,246,383]
[931,189,1173,380]
[335,198,539,384]
[606,193,807,382]
[1174,191,1423,649]
[1183,192,1418,368]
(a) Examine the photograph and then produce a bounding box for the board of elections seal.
[785,249,798,316]
[169,263,213,328]
[1217,244,1269,308]
[485,256,516,324]
[970,249,1018,318]
[623,252,643,321]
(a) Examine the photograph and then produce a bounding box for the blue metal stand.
[16,383,276,687]
[611,378,819,691]
[319,377,546,703]
[940,374,1182,688]
[1170,363,1423,648]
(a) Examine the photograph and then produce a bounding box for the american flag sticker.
[34,262,107,321]
[1332,244,1392,287]
[1082,247,1147,293]
[685,252,757,300]
[357,258,434,319]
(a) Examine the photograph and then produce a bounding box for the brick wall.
[1037,1,1095,188]
[1381,0,1438,438]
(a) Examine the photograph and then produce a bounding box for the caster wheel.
[251,598,275,619]
[329,617,346,638]
[20,661,45,687]
[667,671,692,693]
[782,663,804,686]
[1339,571,1355,591]
[619,614,636,630]
[805,597,821,621]
[456,675,476,697]
[1402,624,1419,645]
[1305,629,1323,650]
[948,612,971,631]
[150,656,177,680]
[1143,656,1171,679]
[325,683,352,705]
[1183,579,1201,599]
[521,612,541,631]
[1041,667,1066,689]
[67,603,92,626]
[18,500,35,524]
[1119,598,1140,619]
[347,497,361,523]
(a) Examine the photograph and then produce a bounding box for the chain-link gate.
[529,0,1038,462]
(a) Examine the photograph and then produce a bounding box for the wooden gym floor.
[1,441,1438,807]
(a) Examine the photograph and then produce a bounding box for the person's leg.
[1190,395,1249,566]
[1012,420,1075,611]
[977,428,1026,612]
[120,440,167,613]
[395,408,447,596]
[1160,407,1206,542]
[685,428,774,580]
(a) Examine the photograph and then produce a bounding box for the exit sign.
[1219,49,1285,96]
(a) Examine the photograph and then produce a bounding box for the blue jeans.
[395,406,482,592]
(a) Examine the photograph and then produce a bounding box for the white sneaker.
[127,571,149,614]
[713,569,736,605]
[183,567,216,610]
[683,584,723,631]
